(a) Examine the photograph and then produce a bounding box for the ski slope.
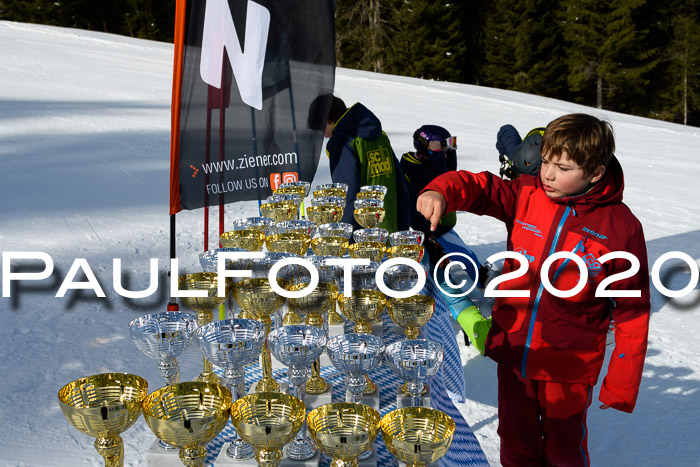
[1,20,699,466]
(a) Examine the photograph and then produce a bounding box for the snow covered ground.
[1,20,699,466]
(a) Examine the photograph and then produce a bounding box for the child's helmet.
[413,125,456,163]
[511,127,545,176]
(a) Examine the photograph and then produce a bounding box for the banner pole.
[281,31,304,219]
[218,57,227,321]
[167,214,179,311]
[204,89,213,254]
[167,0,187,312]
[250,107,262,214]
[286,76,303,217]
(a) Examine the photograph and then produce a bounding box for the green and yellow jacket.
[326,103,410,233]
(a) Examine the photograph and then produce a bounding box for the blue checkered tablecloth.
[203,276,488,466]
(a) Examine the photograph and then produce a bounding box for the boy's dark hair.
[541,114,614,176]
[307,93,347,132]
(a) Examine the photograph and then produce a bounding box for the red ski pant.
[497,363,593,467]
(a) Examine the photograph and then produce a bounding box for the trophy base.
[254,376,281,393]
[215,438,319,466]
[397,385,432,408]
[214,442,256,464]
[195,371,220,385]
[348,383,380,411]
[353,321,383,336]
[356,443,378,466]
[303,382,333,409]
[145,439,179,466]
[328,322,345,337]
[249,382,289,395]
[282,310,303,325]
[305,375,329,395]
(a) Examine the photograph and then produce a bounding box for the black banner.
[170,0,335,213]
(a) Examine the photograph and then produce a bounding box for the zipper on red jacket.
[550,237,587,284]
[521,205,571,379]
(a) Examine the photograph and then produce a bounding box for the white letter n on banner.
[200,0,271,110]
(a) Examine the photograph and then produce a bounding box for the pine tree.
[335,0,400,73]
[385,1,466,82]
[657,1,700,124]
[457,0,490,84]
[481,0,565,96]
[560,0,656,110]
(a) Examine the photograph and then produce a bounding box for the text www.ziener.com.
[200,152,298,174]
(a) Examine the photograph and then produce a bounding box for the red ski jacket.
[424,157,650,412]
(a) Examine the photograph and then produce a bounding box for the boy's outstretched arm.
[420,170,521,226]
[416,190,447,232]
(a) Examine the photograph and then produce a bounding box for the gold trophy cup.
[337,289,386,395]
[260,195,300,222]
[306,205,344,224]
[306,196,345,224]
[386,294,435,339]
[353,198,385,229]
[307,403,381,467]
[313,182,348,199]
[230,392,306,467]
[308,253,347,325]
[58,373,149,467]
[276,182,311,219]
[311,235,349,257]
[355,190,384,200]
[387,244,425,262]
[358,184,387,200]
[178,272,232,383]
[274,185,306,197]
[220,229,266,251]
[265,232,312,256]
[232,277,289,392]
[288,281,339,394]
[380,407,455,467]
[142,381,232,467]
[338,289,386,335]
[349,241,386,262]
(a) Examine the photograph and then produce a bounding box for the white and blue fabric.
[203,277,487,465]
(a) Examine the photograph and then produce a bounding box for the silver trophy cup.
[326,333,384,404]
[326,333,384,461]
[268,324,327,460]
[195,318,266,460]
[128,311,197,450]
[384,339,444,407]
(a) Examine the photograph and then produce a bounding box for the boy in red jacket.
[417,114,650,466]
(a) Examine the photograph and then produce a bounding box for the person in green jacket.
[307,94,410,233]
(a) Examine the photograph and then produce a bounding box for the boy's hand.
[599,404,610,410]
[417,190,447,231]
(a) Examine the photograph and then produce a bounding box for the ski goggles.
[414,132,458,151]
